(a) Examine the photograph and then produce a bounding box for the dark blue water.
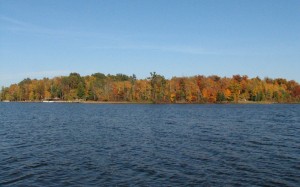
[0,103,299,186]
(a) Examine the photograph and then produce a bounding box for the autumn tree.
[1,72,299,103]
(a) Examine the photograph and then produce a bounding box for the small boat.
[42,100,54,103]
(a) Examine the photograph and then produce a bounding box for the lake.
[0,103,299,186]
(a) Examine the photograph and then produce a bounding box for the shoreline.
[1,100,299,104]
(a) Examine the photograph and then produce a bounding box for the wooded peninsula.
[1,72,300,103]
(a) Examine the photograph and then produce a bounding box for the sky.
[0,0,300,87]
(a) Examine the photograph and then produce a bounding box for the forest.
[1,72,300,103]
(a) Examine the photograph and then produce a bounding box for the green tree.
[216,91,226,102]
[178,78,186,101]
[0,87,5,101]
[148,72,166,102]
[77,82,85,99]
[69,72,84,89]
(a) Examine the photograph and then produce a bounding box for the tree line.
[1,72,300,103]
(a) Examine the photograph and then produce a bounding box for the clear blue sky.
[1,0,300,87]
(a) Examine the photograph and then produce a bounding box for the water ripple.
[0,103,299,186]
